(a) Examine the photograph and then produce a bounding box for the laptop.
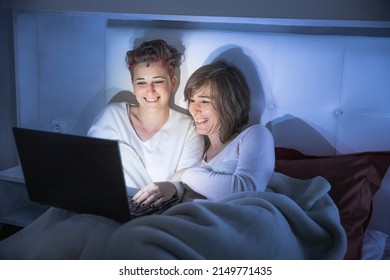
[12,127,178,223]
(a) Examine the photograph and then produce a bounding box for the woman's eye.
[153,80,165,84]
[136,81,146,86]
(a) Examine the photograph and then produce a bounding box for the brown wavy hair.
[184,60,250,143]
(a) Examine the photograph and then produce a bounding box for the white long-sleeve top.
[181,124,275,200]
[88,102,204,188]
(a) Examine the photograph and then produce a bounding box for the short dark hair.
[126,39,183,79]
[184,60,250,143]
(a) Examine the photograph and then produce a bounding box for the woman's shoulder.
[92,102,129,124]
[169,108,194,124]
[100,101,128,113]
[241,123,271,136]
[235,124,273,145]
[235,124,274,153]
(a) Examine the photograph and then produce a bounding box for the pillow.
[274,148,390,260]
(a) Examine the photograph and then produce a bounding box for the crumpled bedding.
[362,230,390,260]
[0,172,347,260]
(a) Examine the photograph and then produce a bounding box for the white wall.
[15,11,107,135]
[14,10,390,156]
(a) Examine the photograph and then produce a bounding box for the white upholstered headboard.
[260,35,390,235]
[264,36,389,156]
[106,28,390,156]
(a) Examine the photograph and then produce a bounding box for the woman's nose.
[146,83,154,92]
[189,102,199,115]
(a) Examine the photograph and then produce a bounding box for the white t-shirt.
[181,124,275,200]
[88,102,204,188]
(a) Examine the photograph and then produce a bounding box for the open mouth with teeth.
[195,118,208,125]
[144,96,159,103]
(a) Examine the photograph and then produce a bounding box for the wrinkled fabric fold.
[0,172,347,260]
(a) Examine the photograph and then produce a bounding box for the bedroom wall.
[12,10,390,156]
[1,1,389,236]
[9,11,389,236]
[0,8,17,170]
[14,11,106,136]
[2,0,389,21]
[1,0,389,167]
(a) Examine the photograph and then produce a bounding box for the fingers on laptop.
[133,184,161,207]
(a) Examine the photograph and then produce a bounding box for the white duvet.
[0,172,347,260]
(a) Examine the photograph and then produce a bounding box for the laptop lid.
[12,127,132,222]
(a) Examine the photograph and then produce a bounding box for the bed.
[1,18,389,260]
[0,146,388,260]
[0,114,388,260]
[274,148,390,260]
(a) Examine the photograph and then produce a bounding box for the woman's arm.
[176,120,205,170]
[182,125,275,200]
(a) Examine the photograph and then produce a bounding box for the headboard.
[260,35,390,237]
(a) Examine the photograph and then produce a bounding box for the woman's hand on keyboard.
[132,181,177,208]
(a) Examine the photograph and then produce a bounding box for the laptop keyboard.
[127,196,158,217]
[128,196,142,213]
[127,195,179,218]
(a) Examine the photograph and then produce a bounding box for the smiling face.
[188,84,221,140]
[132,61,177,111]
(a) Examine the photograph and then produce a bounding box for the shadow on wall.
[77,88,136,136]
[266,114,336,156]
[108,90,137,104]
[203,45,265,126]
